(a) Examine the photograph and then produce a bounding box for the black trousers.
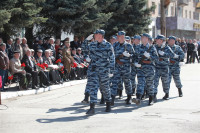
[186,51,193,63]
[38,71,49,85]
[14,73,31,87]
[192,51,199,63]
[30,71,38,87]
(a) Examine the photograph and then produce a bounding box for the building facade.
[147,0,200,39]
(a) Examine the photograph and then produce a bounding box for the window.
[189,11,191,19]
[165,7,168,16]
[194,12,199,20]
[185,10,187,18]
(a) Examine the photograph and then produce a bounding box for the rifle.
[116,43,127,65]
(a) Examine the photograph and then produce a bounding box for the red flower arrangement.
[8,75,14,80]
[36,63,48,70]
[71,62,78,68]
[55,59,62,64]
[43,63,48,68]
[21,63,26,68]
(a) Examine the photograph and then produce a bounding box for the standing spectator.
[47,38,56,57]
[62,41,75,80]
[55,39,61,57]
[33,37,45,55]
[13,38,23,60]
[9,51,31,90]
[186,39,195,64]
[20,38,29,56]
[193,39,199,63]
[6,38,14,59]
[0,43,9,91]
[70,36,81,49]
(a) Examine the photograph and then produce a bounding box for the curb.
[1,79,87,100]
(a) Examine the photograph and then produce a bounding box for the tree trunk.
[55,27,61,39]
[25,27,34,48]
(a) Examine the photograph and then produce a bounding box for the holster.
[116,59,124,65]
[170,60,175,64]
[142,60,151,64]
[159,58,163,61]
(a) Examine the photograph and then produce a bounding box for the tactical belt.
[142,60,151,64]
[170,60,175,64]
[116,59,124,65]
[159,58,163,61]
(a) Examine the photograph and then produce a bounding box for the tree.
[102,0,155,37]
[0,0,47,45]
[39,0,114,39]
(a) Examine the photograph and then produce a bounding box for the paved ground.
[0,63,200,133]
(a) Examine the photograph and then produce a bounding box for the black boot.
[100,94,105,104]
[132,93,142,105]
[81,92,89,104]
[86,103,95,115]
[118,90,122,99]
[148,95,154,106]
[178,88,183,97]
[105,102,111,112]
[111,95,115,106]
[163,93,169,100]
[126,95,132,105]
[154,93,157,103]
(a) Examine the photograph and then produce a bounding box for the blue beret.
[156,34,166,40]
[133,35,141,40]
[94,29,105,36]
[141,33,151,39]
[110,35,117,39]
[125,36,131,41]
[118,31,126,36]
[168,36,176,40]
[149,37,153,41]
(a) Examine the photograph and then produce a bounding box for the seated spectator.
[71,48,84,80]
[9,50,31,90]
[21,49,48,89]
[35,49,51,87]
[43,49,61,84]
[0,43,9,91]
[77,48,88,78]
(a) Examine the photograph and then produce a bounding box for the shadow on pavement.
[36,96,179,123]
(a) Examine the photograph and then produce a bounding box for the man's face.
[22,39,27,44]
[117,35,125,43]
[74,36,78,42]
[134,39,140,45]
[65,42,70,48]
[94,34,104,42]
[141,36,148,45]
[45,52,50,57]
[8,39,13,45]
[37,52,42,57]
[17,39,21,44]
[72,50,76,55]
[168,39,175,46]
[38,40,43,45]
[156,39,163,46]
[26,50,31,56]
[14,53,20,59]
[50,39,54,44]
[77,50,81,54]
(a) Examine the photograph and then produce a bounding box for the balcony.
[178,0,189,6]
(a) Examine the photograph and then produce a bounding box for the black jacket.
[21,55,36,73]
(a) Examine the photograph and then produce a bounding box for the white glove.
[123,51,131,57]
[158,50,165,56]
[174,54,179,59]
[86,34,94,41]
[86,57,91,62]
[134,63,141,68]
[109,74,113,78]
[144,51,150,58]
